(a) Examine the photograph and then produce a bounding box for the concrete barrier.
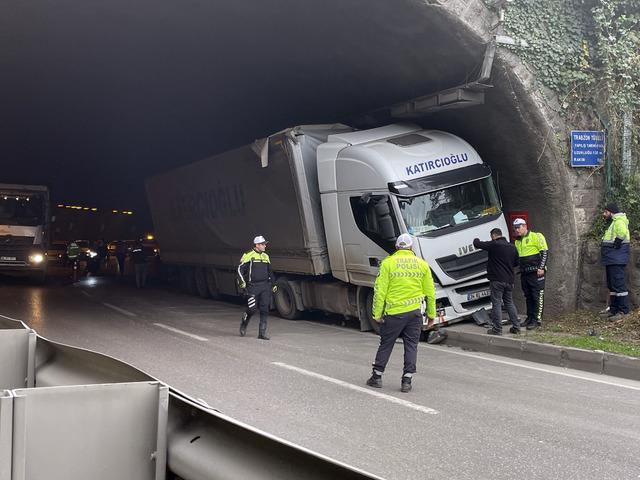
[0,316,380,480]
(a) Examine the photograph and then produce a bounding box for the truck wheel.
[365,289,381,335]
[205,268,221,299]
[274,279,302,320]
[194,267,209,298]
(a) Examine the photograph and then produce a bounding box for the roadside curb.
[442,329,640,381]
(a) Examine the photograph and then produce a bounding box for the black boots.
[258,326,270,340]
[239,313,248,337]
[366,372,382,388]
[400,376,412,393]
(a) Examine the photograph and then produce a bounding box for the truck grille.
[0,235,34,263]
[436,250,488,280]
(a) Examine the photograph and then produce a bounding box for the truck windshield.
[0,195,45,226]
[398,177,501,236]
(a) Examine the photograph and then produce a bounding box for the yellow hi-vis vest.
[372,249,436,319]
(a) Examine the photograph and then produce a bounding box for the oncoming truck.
[0,184,50,281]
[146,124,508,331]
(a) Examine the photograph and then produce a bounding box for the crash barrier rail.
[0,316,381,480]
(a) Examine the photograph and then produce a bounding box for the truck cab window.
[350,195,400,253]
[398,176,501,237]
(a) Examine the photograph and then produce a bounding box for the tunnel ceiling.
[0,0,486,208]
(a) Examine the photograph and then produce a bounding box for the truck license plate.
[467,289,490,301]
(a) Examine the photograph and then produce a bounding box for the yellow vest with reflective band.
[515,231,548,257]
[372,249,436,319]
[240,250,271,264]
[601,213,629,244]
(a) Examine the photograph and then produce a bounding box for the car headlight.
[88,250,98,258]
[29,253,44,264]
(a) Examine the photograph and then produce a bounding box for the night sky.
[1,0,482,216]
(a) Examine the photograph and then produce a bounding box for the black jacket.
[473,237,518,284]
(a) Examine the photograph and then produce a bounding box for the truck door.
[340,193,400,285]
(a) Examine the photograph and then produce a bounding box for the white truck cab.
[318,124,507,326]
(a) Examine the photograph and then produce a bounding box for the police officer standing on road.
[513,218,548,330]
[366,233,436,393]
[600,203,631,321]
[238,235,277,340]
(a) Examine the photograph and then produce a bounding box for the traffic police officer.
[513,218,548,329]
[237,235,277,340]
[601,203,630,320]
[366,233,436,393]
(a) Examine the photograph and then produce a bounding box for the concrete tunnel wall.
[399,0,605,315]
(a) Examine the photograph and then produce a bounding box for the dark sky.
[0,0,483,215]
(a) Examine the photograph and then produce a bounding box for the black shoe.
[521,318,533,328]
[258,333,270,340]
[486,328,502,336]
[366,374,382,388]
[239,313,248,337]
[400,377,412,393]
[526,322,540,330]
[509,326,521,334]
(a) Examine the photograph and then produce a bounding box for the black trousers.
[244,282,272,334]
[606,265,630,314]
[521,273,545,324]
[489,281,519,332]
[372,309,422,376]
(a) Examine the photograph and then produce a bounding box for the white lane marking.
[422,345,640,391]
[81,291,92,298]
[102,302,137,317]
[153,322,209,342]
[0,313,24,322]
[273,362,439,415]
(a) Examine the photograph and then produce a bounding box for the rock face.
[578,240,639,310]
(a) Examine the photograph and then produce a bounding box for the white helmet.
[395,233,413,249]
[253,235,268,244]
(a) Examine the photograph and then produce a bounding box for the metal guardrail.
[0,316,382,480]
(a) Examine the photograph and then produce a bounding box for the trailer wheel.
[205,268,220,299]
[274,279,302,320]
[194,267,209,298]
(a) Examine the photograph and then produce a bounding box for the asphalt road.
[1,274,639,480]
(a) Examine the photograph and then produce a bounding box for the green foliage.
[588,179,640,238]
[493,0,640,232]
[530,332,640,357]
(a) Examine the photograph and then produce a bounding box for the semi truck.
[146,123,508,331]
[0,183,51,281]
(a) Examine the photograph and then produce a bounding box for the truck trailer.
[146,123,508,331]
[0,183,50,281]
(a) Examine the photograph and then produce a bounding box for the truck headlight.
[29,253,44,264]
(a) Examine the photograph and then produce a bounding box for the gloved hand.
[272,285,278,293]
[614,237,623,249]
[239,282,246,290]
[373,316,384,324]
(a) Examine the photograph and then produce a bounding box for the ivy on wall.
[489,0,639,234]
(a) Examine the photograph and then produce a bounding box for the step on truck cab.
[0,184,50,281]
[146,123,507,331]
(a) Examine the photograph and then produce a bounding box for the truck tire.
[194,267,209,298]
[274,279,302,320]
[205,268,221,299]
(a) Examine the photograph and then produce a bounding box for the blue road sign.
[571,130,605,167]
